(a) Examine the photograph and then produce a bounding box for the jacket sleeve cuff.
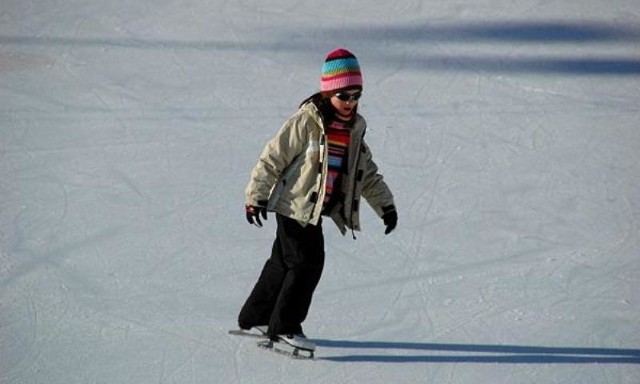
[378,204,396,217]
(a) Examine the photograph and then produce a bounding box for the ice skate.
[276,333,316,352]
[257,333,315,359]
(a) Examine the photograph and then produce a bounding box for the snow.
[1,0,639,382]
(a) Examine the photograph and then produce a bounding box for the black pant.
[238,214,325,338]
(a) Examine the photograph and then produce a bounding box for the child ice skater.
[238,48,397,351]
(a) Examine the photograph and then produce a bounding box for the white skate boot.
[277,333,316,351]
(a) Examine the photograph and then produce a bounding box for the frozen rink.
[1,0,639,383]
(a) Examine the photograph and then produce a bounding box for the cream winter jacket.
[245,99,395,235]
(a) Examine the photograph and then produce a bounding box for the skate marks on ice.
[316,339,640,364]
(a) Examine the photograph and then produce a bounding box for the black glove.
[382,205,397,235]
[245,200,268,227]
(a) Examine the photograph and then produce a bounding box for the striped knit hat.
[320,48,363,92]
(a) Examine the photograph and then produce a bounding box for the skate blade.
[228,329,268,339]
[257,340,315,359]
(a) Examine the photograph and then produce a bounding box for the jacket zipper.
[308,134,326,222]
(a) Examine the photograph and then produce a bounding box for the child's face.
[330,90,361,116]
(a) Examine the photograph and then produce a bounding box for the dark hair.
[299,91,359,124]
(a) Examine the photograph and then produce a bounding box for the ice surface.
[1,0,639,383]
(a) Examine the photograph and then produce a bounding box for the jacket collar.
[301,99,366,136]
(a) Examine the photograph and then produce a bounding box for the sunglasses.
[334,92,362,102]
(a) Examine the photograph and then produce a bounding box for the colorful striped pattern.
[320,48,363,92]
[323,119,351,205]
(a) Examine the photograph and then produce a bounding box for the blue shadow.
[315,339,640,364]
[3,20,640,75]
[317,21,640,75]
[388,54,640,75]
[319,21,640,43]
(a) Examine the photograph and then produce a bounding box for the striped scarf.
[323,118,352,207]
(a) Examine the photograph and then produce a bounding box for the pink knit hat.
[320,48,363,92]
